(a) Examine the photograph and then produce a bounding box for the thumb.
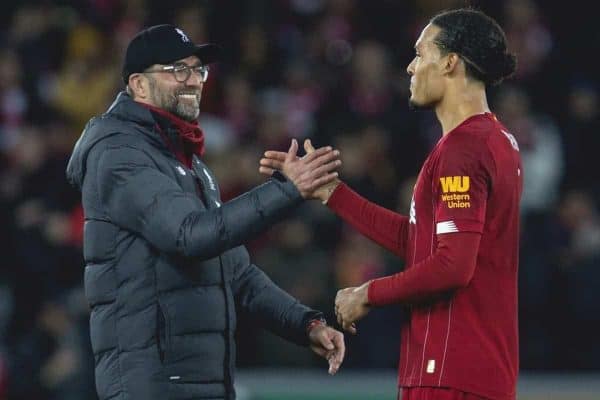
[304,138,316,154]
[286,139,298,162]
[321,333,335,350]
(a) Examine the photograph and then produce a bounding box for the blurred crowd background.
[0,0,599,399]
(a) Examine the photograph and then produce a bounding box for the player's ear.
[443,52,461,76]
[129,73,148,99]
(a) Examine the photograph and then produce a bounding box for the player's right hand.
[260,139,342,202]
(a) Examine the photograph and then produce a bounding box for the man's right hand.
[260,139,341,200]
[301,140,341,203]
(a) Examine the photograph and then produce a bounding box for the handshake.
[259,138,341,203]
[260,139,375,376]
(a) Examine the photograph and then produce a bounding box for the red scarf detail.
[139,102,206,162]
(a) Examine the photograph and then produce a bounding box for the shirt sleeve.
[95,144,303,259]
[368,231,481,306]
[228,245,322,346]
[433,134,495,235]
[327,183,410,259]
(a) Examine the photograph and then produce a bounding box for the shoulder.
[87,130,158,173]
[433,116,499,177]
[88,114,153,150]
[445,115,497,148]
[441,114,505,161]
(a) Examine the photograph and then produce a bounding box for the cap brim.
[193,44,220,65]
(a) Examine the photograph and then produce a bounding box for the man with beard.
[66,24,345,400]
[261,9,521,400]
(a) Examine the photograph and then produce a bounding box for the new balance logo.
[175,165,186,176]
[439,176,470,193]
[409,195,416,224]
[501,130,520,151]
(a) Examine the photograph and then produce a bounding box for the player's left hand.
[335,281,371,334]
[308,324,345,375]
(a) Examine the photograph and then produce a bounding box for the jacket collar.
[105,92,205,161]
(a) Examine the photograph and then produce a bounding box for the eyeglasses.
[145,63,210,83]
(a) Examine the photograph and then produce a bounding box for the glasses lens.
[170,64,209,82]
[173,65,189,82]
[196,66,209,82]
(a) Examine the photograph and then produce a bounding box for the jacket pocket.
[156,302,168,363]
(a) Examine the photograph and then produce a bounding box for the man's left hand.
[308,324,345,375]
[335,282,371,334]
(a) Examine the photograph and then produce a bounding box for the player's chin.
[408,95,433,111]
[408,97,425,110]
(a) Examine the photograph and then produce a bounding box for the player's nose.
[407,59,415,76]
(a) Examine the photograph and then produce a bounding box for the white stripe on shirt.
[436,221,459,234]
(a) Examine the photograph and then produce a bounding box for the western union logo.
[440,176,470,193]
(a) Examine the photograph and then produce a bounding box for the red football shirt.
[328,113,522,400]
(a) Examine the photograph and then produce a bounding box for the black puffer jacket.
[66,92,323,400]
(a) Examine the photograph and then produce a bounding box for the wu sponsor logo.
[440,176,471,208]
[439,176,470,193]
[175,165,186,176]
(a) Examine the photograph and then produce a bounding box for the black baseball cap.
[122,24,220,84]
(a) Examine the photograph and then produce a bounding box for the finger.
[301,145,333,164]
[285,139,298,162]
[337,312,343,327]
[306,149,340,170]
[307,160,342,181]
[320,334,335,351]
[311,173,339,189]
[260,158,284,170]
[304,139,316,154]
[263,151,288,161]
[328,354,340,375]
[259,166,276,176]
[331,332,346,365]
[342,320,357,334]
[346,321,357,335]
[348,324,357,335]
[327,345,344,374]
[311,159,342,176]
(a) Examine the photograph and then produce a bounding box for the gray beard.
[160,93,200,122]
[171,96,200,121]
[148,78,200,121]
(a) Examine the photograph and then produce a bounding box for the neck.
[435,79,490,135]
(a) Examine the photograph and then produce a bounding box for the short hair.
[430,8,517,86]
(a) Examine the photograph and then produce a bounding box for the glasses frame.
[144,62,210,83]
